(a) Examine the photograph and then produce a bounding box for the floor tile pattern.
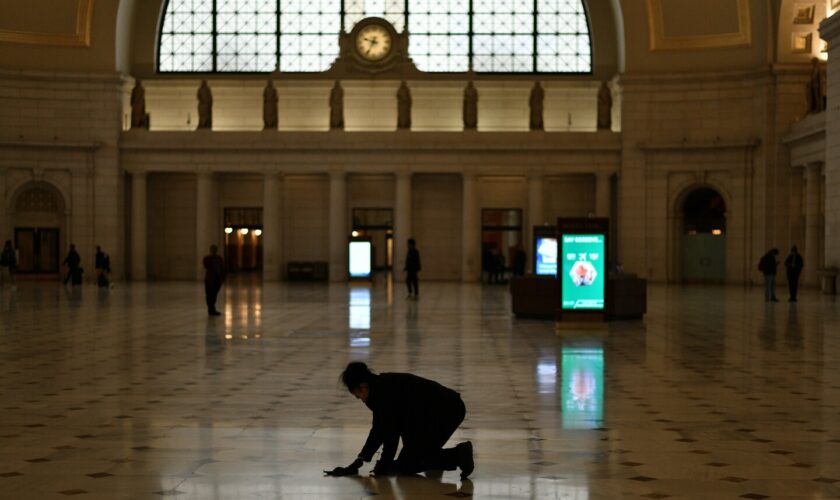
[0,280,839,498]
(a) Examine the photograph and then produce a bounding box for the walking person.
[758,248,780,302]
[784,246,804,302]
[203,244,226,316]
[324,362,474,479]
[404,238,421,299]
[0,240,17,289]
[95,246,111,288]
[62,244,82,287]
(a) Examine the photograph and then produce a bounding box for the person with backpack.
[63,244,82,287]
[758,248,780,302]
[95,246,111,288]
[784,246,805,302]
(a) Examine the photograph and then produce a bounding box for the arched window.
[158,0,591,73]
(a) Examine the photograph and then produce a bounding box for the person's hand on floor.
[324,458,363,476]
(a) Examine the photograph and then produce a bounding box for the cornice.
[820,12,840,42]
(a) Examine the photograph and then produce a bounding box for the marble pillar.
[130,171,147,281]
[394,171,412,281]
[461,173,479,282]
[195,171,213,280]
[263,173,282,282]
[804,162,823,286]
[329,171,347,281]
[819,15,840,271]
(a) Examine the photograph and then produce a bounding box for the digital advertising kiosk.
[556,218,608,324]
[348,237,373,280]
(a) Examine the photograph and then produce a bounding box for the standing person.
[784,246,805,302]
[203,244,226,316]
[1,240,17,289]
[324,362,474,479]
[63,244,81,286]
[512,246,526,277]
[95,246,111,288]
[758,248,780,302]
[404,238,421,299]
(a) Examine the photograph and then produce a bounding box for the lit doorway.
[223,208,263,273]
[481,208,523,284]
[351,208,393,271]
[681,188,726,283]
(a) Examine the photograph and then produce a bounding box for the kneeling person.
[325,362,474,479]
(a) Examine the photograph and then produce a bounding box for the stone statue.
[263,80,278,130]
[197,80,213,129]
[463,80,478,130]
[529,81,544,131]
[807,57,825,114]
[329,80,344,130]
[130,79,147,130]
[597,81,612,130]
[397,81,411,130]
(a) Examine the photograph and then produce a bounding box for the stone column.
[804,162,823,286]
[329,171,347,281]
[394,171,412,281]
[130,171,147,281]
[819,15,840,272]
[263,172,282,281]
[195,171,213,280]
[595,171,611,218]
[461,173,480,282]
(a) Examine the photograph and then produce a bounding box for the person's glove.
[372,458,398,476]
[324,458,363,477]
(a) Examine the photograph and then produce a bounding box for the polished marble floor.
[0,278,839,499]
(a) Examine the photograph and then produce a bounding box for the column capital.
[395,170,413,180]
[125,168,146,177]
[820,12,840,42]
[806,161,824,172]
[263,171,284,180]
[196,169,214,179]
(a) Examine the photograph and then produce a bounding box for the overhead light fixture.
[254,229,262,236]
[224,227,233,234]
[240,228,249,235]
[712,229,723,235]
[351,230,360,237]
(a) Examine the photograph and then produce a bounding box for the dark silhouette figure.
[197,80,213,129]
[529,81,544,130]
[63,244,82,286]
[330,80,344,130]
[404,238,421,299]
[203,244,226,316]
[324,362,474,479]
[758,248,780,302]
[807,58,825,114]
[463,81,477,130]
[130,79,147,129]
[0,240,17,287]
[397,81,411,130]
[95,245,111,288]
[784,246,804,302]
[263,79,278,130]
[597,81,612,130]
[512,246,526,277]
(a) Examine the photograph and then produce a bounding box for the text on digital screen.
[561,234,605,310]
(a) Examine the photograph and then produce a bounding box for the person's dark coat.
[785,253,804,274]
[758,252,777,276]
[64,249,81,269]
[203,254,226,287]
[95,250,106,270]
[358,372,463,463]
[404,248,421,273]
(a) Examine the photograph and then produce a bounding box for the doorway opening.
[14,228,60,274]
[10,182,65,278]
[223,207,263,273]
[481,208,523,284]
[351,208,393,271]
[680,187,727,283]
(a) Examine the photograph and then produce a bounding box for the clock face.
[355,24,393,62]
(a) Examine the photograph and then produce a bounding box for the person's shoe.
[457,441,474,480]
[771,297,779,302]
[209,310,222,316]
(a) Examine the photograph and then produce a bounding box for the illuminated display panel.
[534,236,557,276]
[560,234,605,310]
[349,240,372,278]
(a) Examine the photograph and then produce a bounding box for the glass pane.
[344,0,406,31]
[159,0,214,72]
[408,0,469,72]
[278,0,340,72]
[536,0,591,72]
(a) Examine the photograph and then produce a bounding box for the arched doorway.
[9,182,66,276]
[680,187,727,284]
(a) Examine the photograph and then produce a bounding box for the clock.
[354,21,394,62]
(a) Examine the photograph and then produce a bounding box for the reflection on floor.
[0,280,839,499]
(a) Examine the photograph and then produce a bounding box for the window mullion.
[212,0,218,72]
[532,0,537,72]
[468,0,473,71]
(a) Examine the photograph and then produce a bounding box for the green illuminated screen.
[561,234,605,310]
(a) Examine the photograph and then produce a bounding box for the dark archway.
[681,187,726,283]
